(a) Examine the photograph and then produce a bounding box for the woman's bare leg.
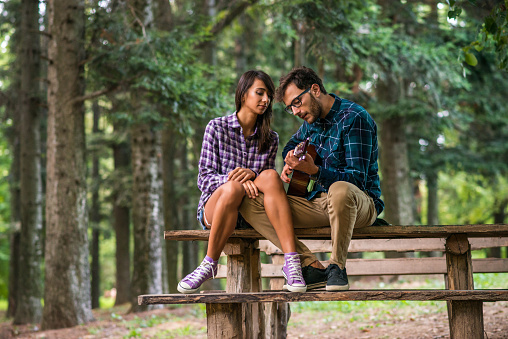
[254,169,297,253]
[203,180,245,260]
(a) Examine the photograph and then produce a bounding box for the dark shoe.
[301,265,327,290]
[326,264,349,291]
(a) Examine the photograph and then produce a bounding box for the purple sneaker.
[177,256,218,294]
[282,252,307,292]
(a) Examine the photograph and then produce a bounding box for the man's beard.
[307,95,324,124]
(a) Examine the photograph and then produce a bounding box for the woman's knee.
[256,169,283,189]
[220,180,245,201]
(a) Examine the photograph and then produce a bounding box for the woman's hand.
[242,180,259,199]
[228,167,256,183]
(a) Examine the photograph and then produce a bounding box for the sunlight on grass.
[154,325,207,338]
[0,299,7,311]
[474,273,508,289]
[99,296,116,309]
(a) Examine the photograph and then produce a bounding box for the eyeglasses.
[284,87,311,114]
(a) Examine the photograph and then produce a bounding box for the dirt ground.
[1,300,507,339]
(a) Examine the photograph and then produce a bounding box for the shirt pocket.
[326,140,344,168]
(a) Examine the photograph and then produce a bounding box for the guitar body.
[287,139,317,197]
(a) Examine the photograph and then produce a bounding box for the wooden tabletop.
[165,224,508,241]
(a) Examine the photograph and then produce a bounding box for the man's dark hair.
[275,66,327,102]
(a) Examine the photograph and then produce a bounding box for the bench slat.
[165,224,508,241]
[214,257,508,279]
[139,289,508,305]
[259,237,508,254]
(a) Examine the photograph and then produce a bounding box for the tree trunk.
[112,122,131,305]
[294,21,306,67]
[7,93,21,319]
[234,15,247,80]
[130,123,163,312]
[162,130,180,293]
[90,101,101,309]
[379,116,414,225]
[377,77,414,264]
[154,0,178,293]
[427,170,439,226]
[180,140,199,275]
[377,80,415,226]
[14,0,44,325]
[41,0,94,329]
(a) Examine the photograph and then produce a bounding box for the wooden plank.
[214,258,508,279]
[138,289,508,305]
[164,224,508,241]
[259,237,508,255]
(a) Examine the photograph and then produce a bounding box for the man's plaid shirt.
[283,94,384,215]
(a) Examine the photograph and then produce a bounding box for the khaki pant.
[239,181,377,269]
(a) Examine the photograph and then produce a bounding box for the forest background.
[0,0,507,330]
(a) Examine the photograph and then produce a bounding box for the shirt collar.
[229,112,258,137]
[309,94,342,132]
[320,93,342,123]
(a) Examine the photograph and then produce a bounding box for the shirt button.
[243,152,247,156]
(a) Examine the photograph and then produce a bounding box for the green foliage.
[87,4,231,135]
[438,172,508,224]
[449,0,508,70]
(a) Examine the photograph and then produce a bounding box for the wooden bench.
[139,224,508,339]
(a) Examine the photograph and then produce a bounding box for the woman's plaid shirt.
[197,113,278,218]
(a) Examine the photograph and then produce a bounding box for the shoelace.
[185,261,217,284]
[285,255,304,283]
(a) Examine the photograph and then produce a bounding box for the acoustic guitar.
[286,138,318,197]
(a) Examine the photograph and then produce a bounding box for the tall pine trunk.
[377,80,415,226]
[7,116,21,318]
[14,0,44,325]
[130,123,163,312]
[113,121,131,305]
[90,101,101,309]
[162,131,179,293]
[41,0,94,329]
[427,170,439,226]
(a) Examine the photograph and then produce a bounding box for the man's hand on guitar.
[228,167,256,183]
[284,149,319,177]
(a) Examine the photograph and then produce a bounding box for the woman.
[177,70,306,294]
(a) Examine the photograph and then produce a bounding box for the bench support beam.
[265,254,290,339]
[222,239,264,339]
[446,234,484,339]
[206,303,242,338]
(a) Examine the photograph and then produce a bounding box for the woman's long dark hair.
[235,70,275,153]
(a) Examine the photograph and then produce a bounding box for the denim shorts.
[197,208,252,230]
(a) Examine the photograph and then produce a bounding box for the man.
[240,66,384,291]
